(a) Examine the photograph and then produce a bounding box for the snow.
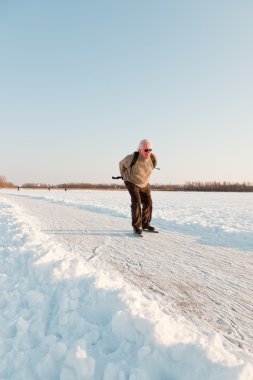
[0,189,253,380]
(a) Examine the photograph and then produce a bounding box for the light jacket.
[119,152,157,188]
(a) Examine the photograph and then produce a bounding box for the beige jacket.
[119,152,157,188]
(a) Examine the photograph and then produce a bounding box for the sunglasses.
[144,148,152,152]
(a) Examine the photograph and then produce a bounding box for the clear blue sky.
[1,0,252,185]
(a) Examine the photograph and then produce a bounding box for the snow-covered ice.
[0,189,253,380]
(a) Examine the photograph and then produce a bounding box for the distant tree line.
[151,181,253,192]
[57,183,125,190]
[19,181,253,192]
[22,183,51,189]
[0,175,15,188]
[21,182,123,190]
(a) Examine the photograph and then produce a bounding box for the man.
[119,139,157,235]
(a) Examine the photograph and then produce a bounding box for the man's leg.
[140,184,153,227]
[124,182,142,228]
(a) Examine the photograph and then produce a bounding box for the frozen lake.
[0,189,253,379]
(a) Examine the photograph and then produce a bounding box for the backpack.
[130,151,156,171]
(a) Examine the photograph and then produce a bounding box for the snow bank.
[0,192,253,379]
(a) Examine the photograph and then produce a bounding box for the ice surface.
[0,189,253,379]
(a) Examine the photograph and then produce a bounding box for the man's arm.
[151,153,158,168]
[119,154,132,177]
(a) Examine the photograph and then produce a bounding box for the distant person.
[119,139,157,236]
[17,186,20,191]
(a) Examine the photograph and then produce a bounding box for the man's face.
[139,142,152,159]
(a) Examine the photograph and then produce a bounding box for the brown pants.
[124,181,153,228]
